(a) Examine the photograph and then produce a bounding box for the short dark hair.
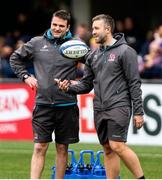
[92,14,115,33]
[52,10,71,26]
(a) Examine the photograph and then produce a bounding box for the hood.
[44,29,72,44]
[113,33,127,46]
[100,33,127,51]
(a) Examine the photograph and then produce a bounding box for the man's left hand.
[133,115,144,129]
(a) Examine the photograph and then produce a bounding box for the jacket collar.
[44,29,72,44]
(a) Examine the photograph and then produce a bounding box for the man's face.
[50,16,70,38]
[92,19,109,44]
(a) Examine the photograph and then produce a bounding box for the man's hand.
[24,75,38,90]
[54,78,77,91]
[133,115,144,129]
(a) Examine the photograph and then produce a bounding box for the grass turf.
[0,141,162,179]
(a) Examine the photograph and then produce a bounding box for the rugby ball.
[59,40,89,59]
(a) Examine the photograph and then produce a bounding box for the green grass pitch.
[0,141,162,179]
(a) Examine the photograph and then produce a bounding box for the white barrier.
[128,84,162,145]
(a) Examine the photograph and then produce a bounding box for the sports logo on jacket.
[93,55,98,61]
[108,53,116,61]
[40,45,49,51]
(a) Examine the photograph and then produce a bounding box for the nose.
[55,25,61,31]
[92,30,96,36]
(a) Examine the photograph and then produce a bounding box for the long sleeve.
[122,47,144,115]
[10,38,34,80]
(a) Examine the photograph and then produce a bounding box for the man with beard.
[55,14,145,179]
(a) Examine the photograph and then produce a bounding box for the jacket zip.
[98,51,107,108]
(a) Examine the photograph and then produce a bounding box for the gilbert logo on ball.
[59,40,89,59]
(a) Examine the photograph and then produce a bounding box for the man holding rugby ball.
[10,10,84,179]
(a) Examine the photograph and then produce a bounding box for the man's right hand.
[24,75,38,90]
[54,79,70,91]
[54,78,78,91]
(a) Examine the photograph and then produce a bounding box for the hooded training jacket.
[10,29,82,106]
[68,33,144,115]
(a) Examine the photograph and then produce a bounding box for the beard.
[52,30,66,39]
[53,33,64,38]
[94,34,106,44]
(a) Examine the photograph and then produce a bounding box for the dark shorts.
[32,105,79,144]
[94,106,132,145]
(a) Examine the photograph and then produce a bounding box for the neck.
[103,37,117,47]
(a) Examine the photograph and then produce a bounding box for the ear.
[106,26,111,32]
[66,25,70,32]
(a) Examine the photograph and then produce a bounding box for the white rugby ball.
[59,40,89,59]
